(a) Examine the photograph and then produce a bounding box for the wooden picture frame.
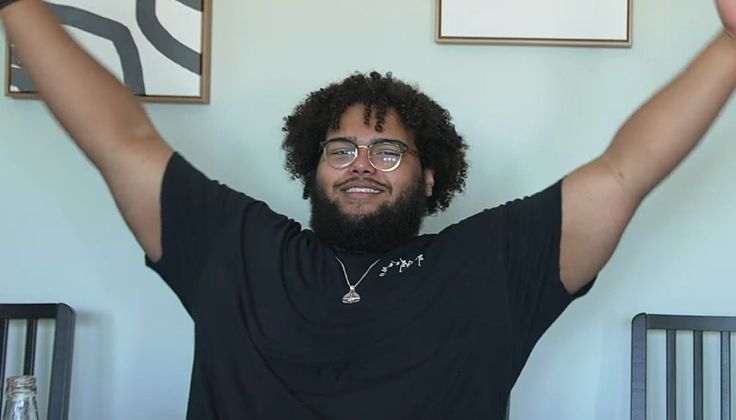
[5,0,212,104]
[436,0,632,47]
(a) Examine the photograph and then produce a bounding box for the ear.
[423,168,435,197]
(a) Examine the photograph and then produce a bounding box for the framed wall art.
[5,0,212,103]
[436,0,632,47]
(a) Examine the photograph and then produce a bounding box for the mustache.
[334,177,391,192]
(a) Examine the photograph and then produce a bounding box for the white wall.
[1,0,735,419]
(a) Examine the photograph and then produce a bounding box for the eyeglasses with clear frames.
[320,138,419,172]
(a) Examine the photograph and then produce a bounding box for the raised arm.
[1,0,173,260]
[559,1,736,294]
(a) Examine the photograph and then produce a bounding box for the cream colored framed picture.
[436,0,632,47]
[5,0,212,103]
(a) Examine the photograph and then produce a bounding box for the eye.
[371,143,402,157]
[329,147,355,156]
[325,141,357,156]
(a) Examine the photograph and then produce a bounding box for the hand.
[716,0,736,38]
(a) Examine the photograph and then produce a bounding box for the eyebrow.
[325,136,408,145]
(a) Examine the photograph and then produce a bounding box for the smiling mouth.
[336,177,391,195]
[344,187,381,194]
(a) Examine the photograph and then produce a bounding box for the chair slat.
[694,331,703,420]
[0,319,8,405]
[23,319,37,376]
[721,331,730,420]
[667,329,677,420]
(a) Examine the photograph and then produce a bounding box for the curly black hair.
[281,71,468,215]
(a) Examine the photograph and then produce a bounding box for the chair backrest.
[631,312,736,420]
[0,304,75,420]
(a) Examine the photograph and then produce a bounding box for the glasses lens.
[324,140,357,168]
[369,142,403,170]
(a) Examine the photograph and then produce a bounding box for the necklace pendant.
[342,287,361,304]
[335,257,379,305]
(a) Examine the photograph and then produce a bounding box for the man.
[2,0,736,418]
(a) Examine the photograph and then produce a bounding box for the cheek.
[315,162,334,189]
[391,168,423,192]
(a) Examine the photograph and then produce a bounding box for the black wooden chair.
[0,303,75,420]
[631,312,736,420]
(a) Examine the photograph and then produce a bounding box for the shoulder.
[438,180,563,237]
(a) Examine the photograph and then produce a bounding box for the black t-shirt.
[146,153,591,420]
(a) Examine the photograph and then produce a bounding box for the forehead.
[327,104,415,147]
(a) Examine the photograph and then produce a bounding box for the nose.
[350,146,375,174]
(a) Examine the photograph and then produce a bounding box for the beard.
[310,177,427,253]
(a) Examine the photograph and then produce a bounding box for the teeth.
[346,187,380,193]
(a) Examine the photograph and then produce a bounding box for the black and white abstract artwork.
[6,0,211,103]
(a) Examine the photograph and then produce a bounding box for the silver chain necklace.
[334,257,380,304]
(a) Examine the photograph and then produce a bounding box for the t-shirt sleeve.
[145,153,256,314]
[499,179,594,374]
